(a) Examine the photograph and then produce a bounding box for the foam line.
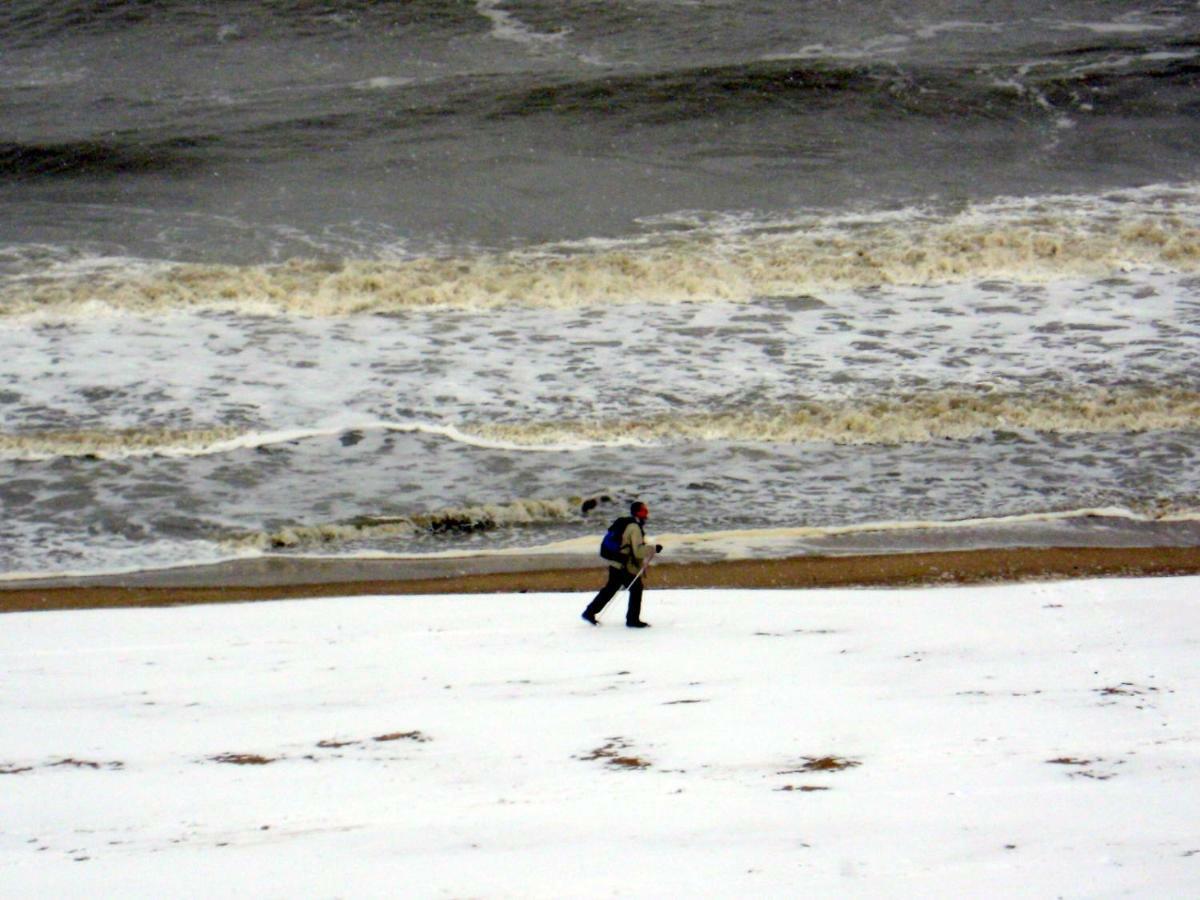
[4,387,1200,461]
[527,506,1200,557]
[0,420,590,462]
[471,389,1200,448]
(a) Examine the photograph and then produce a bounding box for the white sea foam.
[351,76,415,91]
[2,253,1195,497]
[0,542,262,584]
[0,66,88,89]
[913,21,1004,40]
[474,0,568,50]
[1051,19,1172,35]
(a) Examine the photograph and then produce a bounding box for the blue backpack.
[599,516,637,562]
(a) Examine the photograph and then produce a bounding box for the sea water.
[1,1,1198,577]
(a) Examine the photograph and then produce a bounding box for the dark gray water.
[4,1,1198,258]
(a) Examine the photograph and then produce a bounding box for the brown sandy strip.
[3,546,1200,614]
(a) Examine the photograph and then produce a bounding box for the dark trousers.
[583,566,643,624]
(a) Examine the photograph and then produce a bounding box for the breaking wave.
[2,189,1197,316]
[229,496,604,550]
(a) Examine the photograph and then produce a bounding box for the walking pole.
[595,560,650,622]
[624,560,650,592]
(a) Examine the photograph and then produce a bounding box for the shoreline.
[4,545,1200,614]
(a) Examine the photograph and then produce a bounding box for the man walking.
[582,501,659,628]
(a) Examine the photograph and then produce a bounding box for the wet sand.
[4,545,1200,614]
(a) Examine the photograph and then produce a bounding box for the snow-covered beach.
[3,577,1197,897]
